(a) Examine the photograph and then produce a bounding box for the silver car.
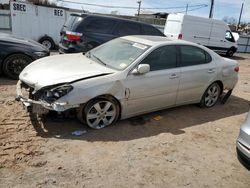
[16,35,239,129]
[237,111,250,169]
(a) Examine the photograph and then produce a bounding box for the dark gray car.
[59,14,165,53]
[0,33,50,79]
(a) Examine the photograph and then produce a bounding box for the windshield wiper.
[92,54,106,66]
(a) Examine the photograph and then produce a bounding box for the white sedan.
[17,35,239,129]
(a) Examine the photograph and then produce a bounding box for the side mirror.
[132,64,150,75]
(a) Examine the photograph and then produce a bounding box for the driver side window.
[225,31,235,42]
[140,45,177,71]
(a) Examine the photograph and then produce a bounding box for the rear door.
[80,17,118,43]
[176,45,217,105]
[164,19,182,39]
[115,21,141,37]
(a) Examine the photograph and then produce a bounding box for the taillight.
[178,34,183,39]
[65,31,82,41]
[234,66,239,72]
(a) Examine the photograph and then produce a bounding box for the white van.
[0,1,81,49]
[164,14,238,57]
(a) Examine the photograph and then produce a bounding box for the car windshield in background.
[88,38,150,70]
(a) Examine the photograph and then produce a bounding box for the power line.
[176,5,208,13]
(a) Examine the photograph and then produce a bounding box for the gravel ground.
[0,53,250,188]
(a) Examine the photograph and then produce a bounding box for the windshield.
[87,38,150,70]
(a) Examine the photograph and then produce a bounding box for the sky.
[55,0,250,22]
[1,0,249,22]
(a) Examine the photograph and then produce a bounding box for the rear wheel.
[39,36,55,50]
[3,54,32,79]
[78,97,120,129]
[200,83,221,108]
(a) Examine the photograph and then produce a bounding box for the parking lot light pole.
[137,1,141,17]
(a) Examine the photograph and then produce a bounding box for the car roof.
[121,35,198,46]
[73,13,156,27]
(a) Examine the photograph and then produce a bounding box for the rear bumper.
[59,41,89,53]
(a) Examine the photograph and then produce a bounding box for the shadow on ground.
[0,77,17,86]
[230,55,248,61]
[30,95,250,142]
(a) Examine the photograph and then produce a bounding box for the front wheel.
[3,54,32,79]
[200,83,221,108]
[78,98,120,129]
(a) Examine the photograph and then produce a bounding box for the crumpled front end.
[16,80,79,114]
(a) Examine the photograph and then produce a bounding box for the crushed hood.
[19,53,115,90]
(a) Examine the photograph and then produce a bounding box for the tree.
[222,16,237,25]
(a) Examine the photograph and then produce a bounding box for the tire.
[3,54,32,80]
[200,83,221,108]
[77,97,120,129]
[39,36,55,50]
[226,48,235,57]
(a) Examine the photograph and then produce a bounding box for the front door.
[122,45,181,117]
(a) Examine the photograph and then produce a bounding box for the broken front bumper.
[16,80,78,114]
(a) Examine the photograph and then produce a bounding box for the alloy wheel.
[204,84,220,107]
[86,100,117,129]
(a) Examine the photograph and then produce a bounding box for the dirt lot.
[0,53,250,188]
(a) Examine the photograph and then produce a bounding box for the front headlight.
[34,51,48,57]
[43,84,73,102]
[51,85,73,99]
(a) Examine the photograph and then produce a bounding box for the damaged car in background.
[16,35,239,129]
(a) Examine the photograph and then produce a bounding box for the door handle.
[207,69,215,73]
[169,73,179,79]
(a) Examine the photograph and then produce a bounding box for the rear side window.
[141,45,177,71]
[142,25,164,36]
[117,22,141,36]
[180,46,209,66]
[64,15,83,31]
[84,18,116,34]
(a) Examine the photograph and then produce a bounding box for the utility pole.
[185,3,189,15]
[137,1,141,17]
[237,2,244,31]
[209,0,214,18]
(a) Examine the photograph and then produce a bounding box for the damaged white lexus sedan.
[16,35,239,129]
